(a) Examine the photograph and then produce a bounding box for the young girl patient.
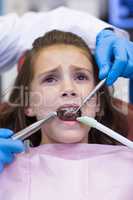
[0,30,133,199]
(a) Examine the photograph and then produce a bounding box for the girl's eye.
[42,76,58,84]
[76,73,89,81]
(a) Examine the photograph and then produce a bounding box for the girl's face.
[26,45,99,144]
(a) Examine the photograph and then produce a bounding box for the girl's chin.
[53,135,87,144]
[50,118,89,142]
[49,127,89,144]
[41,115,90,144]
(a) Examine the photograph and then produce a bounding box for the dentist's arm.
[0,12,49,73]
[95,29,133,85]
[0,129,25,172]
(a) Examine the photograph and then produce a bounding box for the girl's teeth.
[57,107,82,121]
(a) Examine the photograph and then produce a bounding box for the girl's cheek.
[29,87,60,118]
[30,85,58,105]
[80,83,95,98]
[82,96,98,117]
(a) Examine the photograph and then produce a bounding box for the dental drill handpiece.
[12,112,57,141]
[74,78,106,113]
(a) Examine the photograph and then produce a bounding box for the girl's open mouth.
[56,105,82,121]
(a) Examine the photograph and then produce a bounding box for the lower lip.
[61,121,78,126]
[56,117,78,125]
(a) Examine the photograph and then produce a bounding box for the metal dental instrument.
[12,112,57,141]
[75,78,106,113]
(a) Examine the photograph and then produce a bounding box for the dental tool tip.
[76,116,97,128]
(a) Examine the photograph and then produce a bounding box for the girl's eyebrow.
[38,66,60,79]
[71,65,93,74]
[38,65,93,79]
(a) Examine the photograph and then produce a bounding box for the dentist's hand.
[0,128,25,173]
[95,29,133,85]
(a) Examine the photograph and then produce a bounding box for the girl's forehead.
[35,44,89,60]
[33,44,93,75]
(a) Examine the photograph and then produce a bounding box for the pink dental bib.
[0,143,133,200]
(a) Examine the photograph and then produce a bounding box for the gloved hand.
[95,29,133,85]
[0,128,25,173]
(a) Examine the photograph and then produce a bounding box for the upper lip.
[57,103,80,110]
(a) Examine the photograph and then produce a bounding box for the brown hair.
[0,30,127,146]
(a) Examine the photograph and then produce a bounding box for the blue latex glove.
[0,128,25,173]
[95,29,133,85]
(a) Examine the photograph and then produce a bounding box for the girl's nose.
[61,89,77,97]
[61,83,77,97]
[60,78,78,98]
